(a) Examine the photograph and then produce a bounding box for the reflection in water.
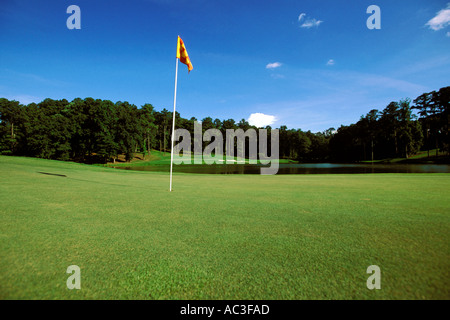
[113,163,450,174]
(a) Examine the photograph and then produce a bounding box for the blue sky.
[1,0,449,132]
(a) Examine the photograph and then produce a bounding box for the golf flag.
[176,36,193,72]
[170,36,193,191]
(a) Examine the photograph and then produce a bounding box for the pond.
[113,163,450,174]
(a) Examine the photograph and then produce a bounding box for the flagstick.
[169,57,179,192]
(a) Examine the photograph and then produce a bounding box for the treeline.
[0,86,448,163]
[255,86,449,162]
[330,86,449,162]
[0,98,154,162]
[0,97,272,163]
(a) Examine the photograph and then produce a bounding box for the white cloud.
[301,19,323,28]
[447,31,450,37]
[326,59,335,66]
[266,62,282,69]
[298,13,306,22]
[298,13,323,28]
[425,3,450,31]
[248,113,276,127]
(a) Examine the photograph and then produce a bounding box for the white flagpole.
[169,56,179,192]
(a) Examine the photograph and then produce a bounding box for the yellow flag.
[176,36,193,72]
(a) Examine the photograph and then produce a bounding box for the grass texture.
[0,156,449,299]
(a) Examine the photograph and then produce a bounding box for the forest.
[0,86,448,163]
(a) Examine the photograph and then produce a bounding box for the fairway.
[0,156,449,299]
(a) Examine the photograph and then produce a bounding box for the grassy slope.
[106,150,296,167]
[361,149,449,164]
[0,156,449,299]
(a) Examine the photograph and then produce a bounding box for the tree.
[413,92,433,156]
[436,86,450,154]
[360,110,379,161]
[94,100,119,163]
[140,104,157,157]
[237,118,250,131]
[379,101,401,158]
[279,125,288,159]
[296,130,311,161]
[222,119,236,156]
[413,86,450,157]
[155,108,172,155]
[115,101,142,161]
[397,99,422,158]
[0,98,23,154]
[329,124,361,162]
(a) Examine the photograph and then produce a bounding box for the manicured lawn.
[105,150,297,167]
[0,156,449,299]
[360,149,448,164]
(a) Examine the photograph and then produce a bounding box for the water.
[113,163,450,174]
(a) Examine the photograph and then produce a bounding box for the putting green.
[0,156,449,299]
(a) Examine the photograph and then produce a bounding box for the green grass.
[0,155,449,299]
[105,150,297,167]
[361,149,448,164]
